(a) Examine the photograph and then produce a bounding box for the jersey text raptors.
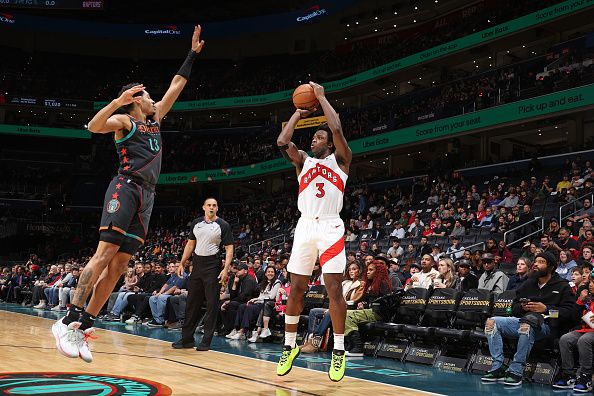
[297,153,347,218]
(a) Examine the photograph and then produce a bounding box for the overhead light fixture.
[414,6,418,10]
[413,19,416,23]
[393,24,397,27]
[394,11,398,15]
[374,29,378,32]
[346,23,350,27]
[374,16,378,20]
[356,21,359,24]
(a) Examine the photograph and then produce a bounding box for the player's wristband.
[176,50,198,79]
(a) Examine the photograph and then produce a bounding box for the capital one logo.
[296,5,327,22]
[0,13,16,24]
[145,25,181,35]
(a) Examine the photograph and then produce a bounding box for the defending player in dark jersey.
[52,25,205,363]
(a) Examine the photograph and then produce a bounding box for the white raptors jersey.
[297,153,348,218]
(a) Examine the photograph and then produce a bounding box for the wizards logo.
[0,372,172,395]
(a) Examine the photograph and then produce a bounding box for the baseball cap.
[481,253,495,261]
[236,263,249,270]
[457,259,471,268]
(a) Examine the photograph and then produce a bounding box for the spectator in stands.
[300,262,363,353]
[107,263,145,321]
[482,252,575,386]
[390,222,406,239]
[165,286,188,330]
[557,250,578,282]
[471,250,484,277]
[406,254,439,289]
[371,223,385,240]
[0,267,11,301]
[250,269,291,343]
[431,244,444,262]
[582,264,593,287]
[387,239,403,259]
[388,258,407,286]
[450,220,466,238]
[496,240,513,264]
[120,267,138,292]
[415,237,432,259]
[233,266,281,341]
[506,257,531,291]
[30,265,60,308]
[147,264,188,327]
[55,266,79,311]
[401,244,416,266]
[433,258,459,289]
[578,229,594,251]
[499,189,519,208]
[455,259,478,292]
[124,264,167,324]
[345,229,358,242]
[547,218,560,238]
[477,253,509,294]
[578,245,594,267]
[221,263,259,337]
[408,216,424,237]
[519,204,535,226]
[344,260,392,356]
[430,218,448,236]
[569,198,594,223]
[557,175,572,193]
[446,235,465,260]
[571,266,584,294]
[476,208,495,228]
[485,239,499,255]
[555,227,578,256]
[555,280,594,392]
[46,264,73,309]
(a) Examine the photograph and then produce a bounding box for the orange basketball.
[292,84,318,110]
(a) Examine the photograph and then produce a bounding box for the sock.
[334,334,345,351]
[284,332,297,349]
[62,305,83,325]
[79,311,96,331]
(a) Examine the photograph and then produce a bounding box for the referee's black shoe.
[172,339,195,349]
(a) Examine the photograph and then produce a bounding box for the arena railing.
[248,234,288,255]
[559,191,594,225]
[443,241,486,259]
[504,216,544,248]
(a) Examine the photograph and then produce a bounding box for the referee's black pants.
[181,255,221,346]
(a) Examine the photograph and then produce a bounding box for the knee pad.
[284,315,300,325]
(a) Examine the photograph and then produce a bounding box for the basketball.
[292,84,318,110]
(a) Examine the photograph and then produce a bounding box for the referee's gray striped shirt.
[188,216,233,256]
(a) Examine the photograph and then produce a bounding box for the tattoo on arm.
[72,269,94,307]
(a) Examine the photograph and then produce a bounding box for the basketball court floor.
[0,304,562,395]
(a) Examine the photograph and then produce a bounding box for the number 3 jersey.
[297,153,348,218]
[115,115,162,186]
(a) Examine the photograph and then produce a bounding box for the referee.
[172,198,234,351]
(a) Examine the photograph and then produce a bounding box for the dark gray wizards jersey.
[115,115,162,186]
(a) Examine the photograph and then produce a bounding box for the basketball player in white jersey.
[276,81,352,382]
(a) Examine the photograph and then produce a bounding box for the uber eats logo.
[0,373,172,395]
